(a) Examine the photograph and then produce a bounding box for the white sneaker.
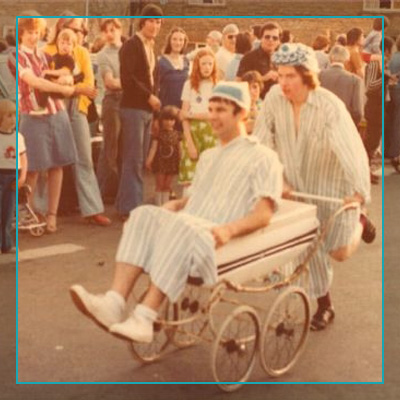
[109,315,153,343]
[70,285,124,330]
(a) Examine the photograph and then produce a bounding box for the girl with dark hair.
[345,27,365,78]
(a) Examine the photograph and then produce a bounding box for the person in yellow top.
[44,13,111,226]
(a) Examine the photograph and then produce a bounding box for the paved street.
[1,165,399,400]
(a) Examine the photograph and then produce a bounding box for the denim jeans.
[115,108,153,215]
[0,173,16,252]
[66,99,104,217]
[96,93,122,201]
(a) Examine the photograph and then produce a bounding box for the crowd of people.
[0,5,395,343]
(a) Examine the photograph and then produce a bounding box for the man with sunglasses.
[215,23,239,80]
[237,21,282,98]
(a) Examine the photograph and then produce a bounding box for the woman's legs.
[46,167,63,232]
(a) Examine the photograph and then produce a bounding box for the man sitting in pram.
[70,82,284,343]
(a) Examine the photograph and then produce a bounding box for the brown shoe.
[86,214,111,226]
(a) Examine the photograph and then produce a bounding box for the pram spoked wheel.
[211,305,260,392]
[259,286,310,377]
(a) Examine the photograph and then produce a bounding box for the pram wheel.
[211,305,260,392]
[29,226,45,237]
[260,286,310,377]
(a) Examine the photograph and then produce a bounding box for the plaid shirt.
[8,45,65,115]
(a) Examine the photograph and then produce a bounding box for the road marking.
[18,244,85,262]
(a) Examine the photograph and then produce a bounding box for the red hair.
[190,48,218,93]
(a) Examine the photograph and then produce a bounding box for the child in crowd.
[179,48,218,189]
[146,106,182,206]
[39,28,83,107]
[0,99,27,253]
[241,70,263,134]
[362,17,388,61]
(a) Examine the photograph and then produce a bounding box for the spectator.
[312,34,331,70]
[225,32,252,81]
[145,106,182,205]
[45,13,111,226]
[115,4,163,219]
[206,30,222,54]
[362,16,389,59]
[179,48,218,188]
[345,27,365,78]
[241,70,263,134]
[96,18,123,204]
[158,27,189,109]
[335,33,347,47]
[215,23,239,80]
[0,99,27,253]
[364,38,393,183]
[387,35,400,172]
[281,29,294,44]
[319,45,364,126]
[237,21,282,98]
[0,39,8,54]
[250,24,262,49]
[8,16,77,233]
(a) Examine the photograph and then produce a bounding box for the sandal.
[310,307,335,331]
[46,212,58,234]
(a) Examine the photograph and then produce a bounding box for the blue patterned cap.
[209,82,251,111]
[272,43,320,73]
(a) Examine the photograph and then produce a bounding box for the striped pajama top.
[253,85,371,298]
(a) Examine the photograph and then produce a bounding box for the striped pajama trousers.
[116,205,217,303]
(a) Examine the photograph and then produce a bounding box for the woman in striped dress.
[70,82,283,344]
[253,43,372,331]
[8,17,77,232]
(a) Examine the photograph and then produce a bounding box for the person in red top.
[8,16,77,233]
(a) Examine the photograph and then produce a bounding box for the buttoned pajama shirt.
[116,136,283,302]
[253,85,370,298]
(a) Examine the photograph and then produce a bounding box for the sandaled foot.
[46,212,57,234]
[310,307,335,331]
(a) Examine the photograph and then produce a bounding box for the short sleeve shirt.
[0,131,26,169]
[181,79,214,114]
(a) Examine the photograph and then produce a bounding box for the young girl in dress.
[179,48,218,189]
[0,100,27,253]
[146,106,181,206]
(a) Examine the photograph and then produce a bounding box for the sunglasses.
[227,34,237,40]
[263,34,279,41]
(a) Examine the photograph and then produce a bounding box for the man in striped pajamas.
[70,82,283,343]
[253,43,375,331]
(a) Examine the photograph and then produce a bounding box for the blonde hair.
[56,28,78,48]
[0,99,16,125]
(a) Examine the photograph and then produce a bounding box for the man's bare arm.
[211,197,275,248]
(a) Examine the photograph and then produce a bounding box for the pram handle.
[291,192,344,205]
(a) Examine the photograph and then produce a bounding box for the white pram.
[127,195,355,391]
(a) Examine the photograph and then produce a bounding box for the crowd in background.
[0,9,398,248]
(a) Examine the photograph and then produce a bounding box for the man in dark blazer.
[116,4,163,218]
[319,45,364,126]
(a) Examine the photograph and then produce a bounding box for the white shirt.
[181,79,214,115]
[215,46,235,80]
[0,131,26,169]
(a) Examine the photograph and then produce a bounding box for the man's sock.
[133,304,158,325]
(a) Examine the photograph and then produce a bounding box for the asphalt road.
[0,167,398,400]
